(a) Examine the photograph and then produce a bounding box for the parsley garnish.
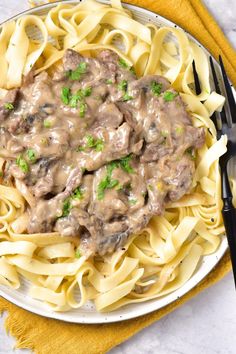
[118,58,135,74]
[163,91,178,102]
[82,87,92,97]
[75,249,81,258]
[97,156,134,200]
[16,155,29,173]
[61,87,71,105]
[97,162,119,200]
[4,102,14,110]
[40,137,48,146]
[69,92,82,108]
[61,198,72,217]
[79,102,87,117]
[161,130,169,138]
[72,187,84,200]
[118,58,130,69]
[59,186,85,218]
[67,62,87,81]
[117,79,133,101]
[61,86,89,116]
[97,155,134,200]
[118,80,128,92]
[97,176,119,200]
[106,79,113,84]
[186,147,196,160]
[26,149,36,163]
[77,146,85,152]
[175,126,184,135]
[151,81,162,96]
[118,155,134,173]
[85,135,104,152]
[69,87,92,108]
[129,198,137,205]
[130,66,136,75]
[106,161,119,176]
[123,93,133,102]
[43,119,51,128]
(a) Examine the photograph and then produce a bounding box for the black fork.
[192,56,236,287]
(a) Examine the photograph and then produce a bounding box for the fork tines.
[219,55,236,124]
[209,56,228,127]
[192,60,201,95]
[192,55,236,289]
[192,56,236,130]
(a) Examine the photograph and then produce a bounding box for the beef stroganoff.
[0,0,230,312]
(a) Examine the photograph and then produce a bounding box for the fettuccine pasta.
[0,0,232,312]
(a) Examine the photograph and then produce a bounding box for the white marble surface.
[0,1,236,353]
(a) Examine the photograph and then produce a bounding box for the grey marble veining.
[202,0,236,48]
[0,1,236,354]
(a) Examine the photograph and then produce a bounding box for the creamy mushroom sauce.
[0,49,205,256]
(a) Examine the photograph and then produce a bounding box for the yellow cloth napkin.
[0,1,236,353]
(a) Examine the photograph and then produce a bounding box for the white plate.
[0,0,234,324]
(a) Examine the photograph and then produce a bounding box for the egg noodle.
[0,0,232,312]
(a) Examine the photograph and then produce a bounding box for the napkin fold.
[0,1,236,353]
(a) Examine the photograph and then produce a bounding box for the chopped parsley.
[77,146,85,152]
[163,91,178,102]
[118,58,130,69]
[118,155,134,173]
[118,58,135,75]
[97,156,134,200]
[67,62,87,81]
[161,130,169,138]
[4,102,14,110]
[97,162,119,200]
[26,149,36,163]
[61,87,71,105]
[40,137,48,146]
[43,119,51,128]
[107,161,119,176]
[85,135,104,152]
[16,155,29,173]
[123,93,133,102]
[72,187,84,200]
[117,79,133,101]
[97,176,119,200]
[59,187,85,218]
[175,126,184,135]
[82,87,92,97]
[106,79,113,84]
[118,80,128,92]
[61,198,72,217]
[79,102,87,117]
[75,249,81,258]
[151,81,162,96]
[129,198,137,205]
[116,183,123,191]
[130,67,136,75]
[69,87,92,109]
[186,147,196,160]
[69,92,82,108]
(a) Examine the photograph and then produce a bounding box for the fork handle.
[222,200,236,287]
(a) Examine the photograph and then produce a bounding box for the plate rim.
[0,0,230,324]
